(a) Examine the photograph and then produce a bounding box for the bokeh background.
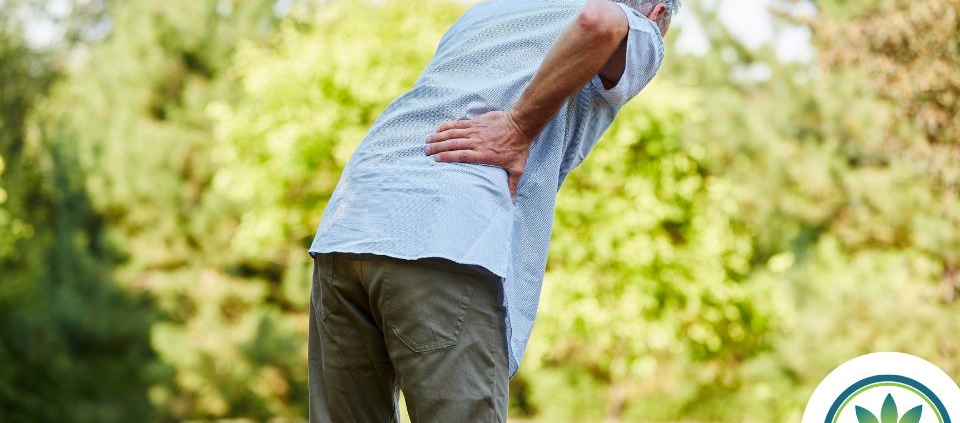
[1,0,958,422]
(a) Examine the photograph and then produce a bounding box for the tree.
[812,0,960,297]
[524,80,775,422]
[10,0,957,421]
[34,0,305,420]
[653,2,960,420]
[1,3,157,421]
[210,1,780,421]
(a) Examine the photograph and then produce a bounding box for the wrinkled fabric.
[310,0,664,376]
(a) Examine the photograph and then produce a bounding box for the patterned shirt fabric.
[309,0,664,376]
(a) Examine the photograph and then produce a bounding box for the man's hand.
[425,0,628,201]
[425,111,533,200]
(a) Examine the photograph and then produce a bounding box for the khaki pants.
[308,253,509,423]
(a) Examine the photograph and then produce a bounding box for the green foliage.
[523,80,775,422]
[4,0,959,422]
[812,0,960,281]
[26,0,308,420]
[1,11,157,421]
[209,0,464,260]
[171,0,463,419]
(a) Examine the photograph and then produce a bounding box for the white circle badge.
[802,352,960,423]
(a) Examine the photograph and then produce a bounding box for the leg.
[308,253,400,423]
[362,255,509,423]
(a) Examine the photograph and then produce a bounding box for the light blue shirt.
[310,0,664,376]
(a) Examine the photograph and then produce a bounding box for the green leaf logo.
[856,405,880,423]
[855,394,922,423]
[900,406,923,423]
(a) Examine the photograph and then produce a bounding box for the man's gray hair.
[617,0,681,33]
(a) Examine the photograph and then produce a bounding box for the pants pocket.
[384,259,479,353]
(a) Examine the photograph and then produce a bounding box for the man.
[307,0,678,421]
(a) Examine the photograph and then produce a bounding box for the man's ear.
[644,3,668,24]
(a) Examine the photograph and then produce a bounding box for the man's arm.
[503,0,628,138]
[425,0,629,199]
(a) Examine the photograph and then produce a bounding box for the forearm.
[510,0,628,138]
[426,0,630,199]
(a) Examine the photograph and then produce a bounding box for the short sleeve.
[590,2,665,108]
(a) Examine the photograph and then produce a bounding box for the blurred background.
[1,0,958,422]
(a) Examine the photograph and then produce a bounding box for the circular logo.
[802,352,960,423]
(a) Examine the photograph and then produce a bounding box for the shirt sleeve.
[590,2,665,108]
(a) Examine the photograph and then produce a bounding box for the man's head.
[619,0,680,36]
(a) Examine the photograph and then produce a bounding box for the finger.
[425,138,474,155]
[436,120,472,133]
[426,128,470,143]
[433,150,484,163]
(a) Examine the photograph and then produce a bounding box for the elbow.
[575,0,625,42]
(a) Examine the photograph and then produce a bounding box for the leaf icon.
[900,405,923,423]
[857,406,880,423]
[881,394,899,423]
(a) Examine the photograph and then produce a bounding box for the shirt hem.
[307,247,508,280]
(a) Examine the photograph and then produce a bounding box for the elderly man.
[307,0,678,421]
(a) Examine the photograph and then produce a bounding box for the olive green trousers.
[308,252,508,423]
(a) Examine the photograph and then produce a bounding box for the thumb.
[508,173,521,203]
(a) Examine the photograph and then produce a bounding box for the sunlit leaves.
[210,0,463,259]
[527,79,774,420]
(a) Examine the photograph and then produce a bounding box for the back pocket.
[384,258,479,353]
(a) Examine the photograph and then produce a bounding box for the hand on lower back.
[425,111,533,201]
